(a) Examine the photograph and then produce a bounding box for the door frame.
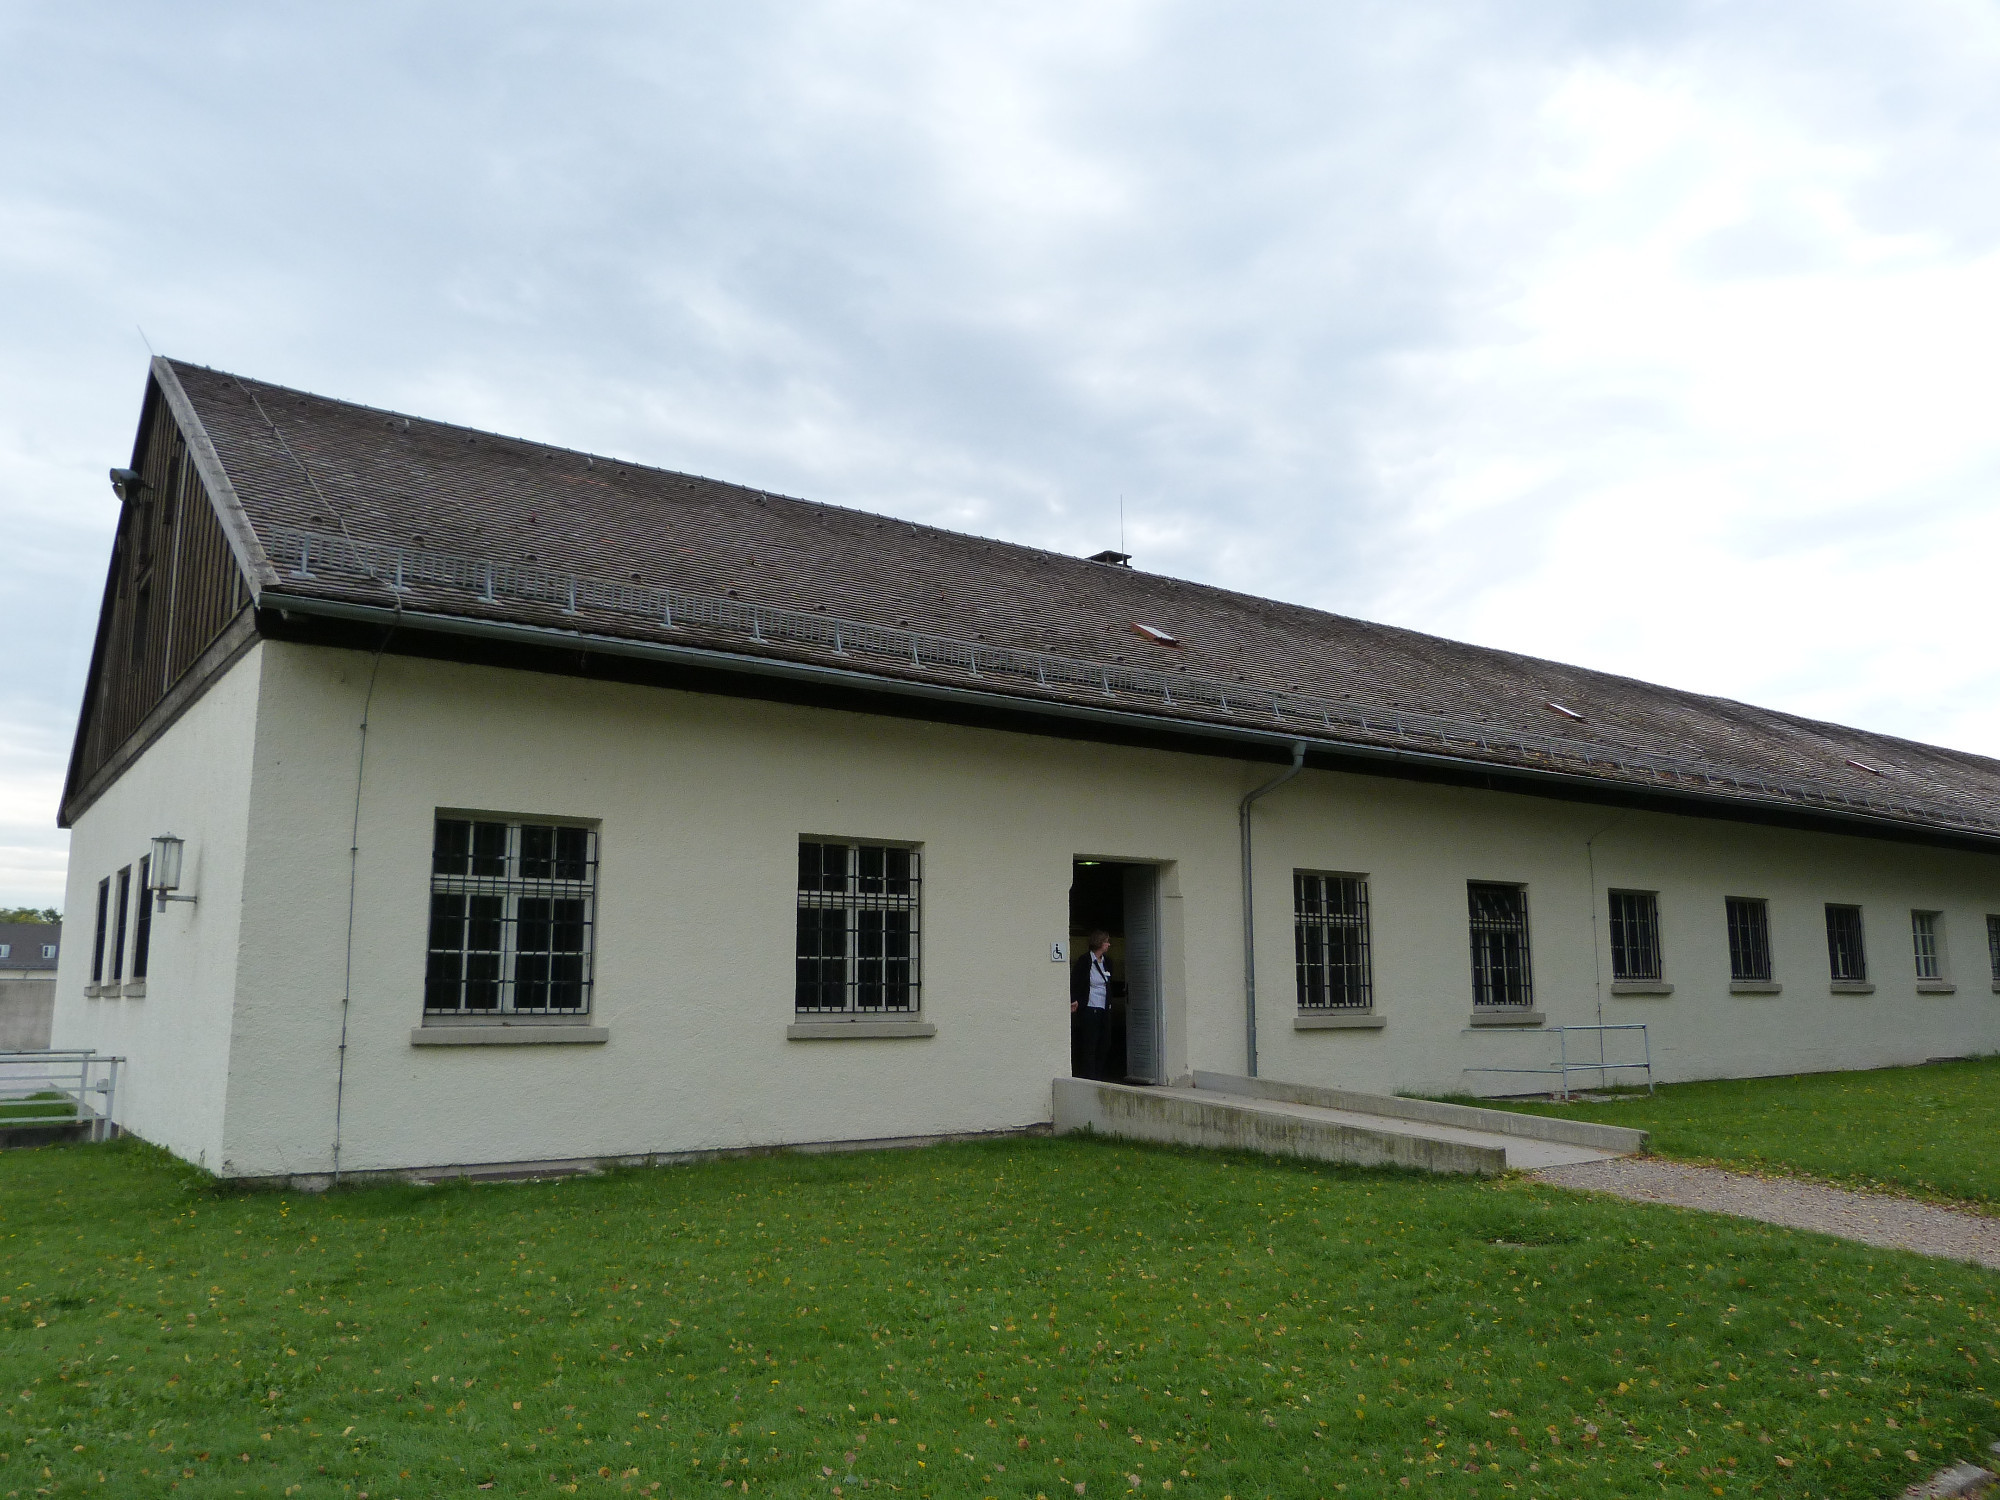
[1070,854,1181,1086]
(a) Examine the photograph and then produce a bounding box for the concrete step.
[1191,1071,1648,1163]
[1053,1074,1644,1176]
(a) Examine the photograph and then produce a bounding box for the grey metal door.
[1122,864,1163,1083]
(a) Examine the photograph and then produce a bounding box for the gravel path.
[1532,1157,2000,1270]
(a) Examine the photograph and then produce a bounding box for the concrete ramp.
[1053,1073,1645,1176]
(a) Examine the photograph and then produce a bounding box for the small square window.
[795,840,921,1015]
[40,943,56,960]
[424,815,598,1017]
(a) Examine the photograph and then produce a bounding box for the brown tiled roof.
[163,357,2000,843]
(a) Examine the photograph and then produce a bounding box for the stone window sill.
[787,1019,936,1040]
[122,980,147,998]
[410,1026,609,1046]
[83,983,102,998]
[1730,980,1782,995]
[1916,980,1957,994]
[1469,1009,1545,1028]
[1830,981,1876,995]
[1294,1012,1386,1030]
[1609,981,1673,996]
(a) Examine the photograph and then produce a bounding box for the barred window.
[796,840,921,1015]
[425,816,598,1015]
[1294,872,1372,1011]
[1468,882,1533,1009]
[1825,904,1867,983]
[1988,915,2000,984]
[1725,897,1772,982]
[1607,890,1662,981]
[1911,911,1944,981]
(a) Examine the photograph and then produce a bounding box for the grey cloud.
[3,1,1997,904]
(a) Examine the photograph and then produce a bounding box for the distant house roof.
[0,922,61,971]
[122,356,2000,848]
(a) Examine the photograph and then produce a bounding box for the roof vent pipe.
[1240,740,1307,1078]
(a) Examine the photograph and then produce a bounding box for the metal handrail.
[0,1050,122,1141]
[1463,1023,1653,1101]
[263,525,2000,838]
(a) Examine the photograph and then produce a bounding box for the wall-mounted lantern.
[149,834,197,911]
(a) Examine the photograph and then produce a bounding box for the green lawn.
[0,1092,78,1123]
[2,1136,1998,1499]
[1473,1056,2000,1207]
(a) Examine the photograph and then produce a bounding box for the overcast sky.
[4,2,1999,911]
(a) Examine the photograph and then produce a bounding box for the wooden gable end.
[59,373,258,826]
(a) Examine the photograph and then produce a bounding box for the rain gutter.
[255,591,2000,855]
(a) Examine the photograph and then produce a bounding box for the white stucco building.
[53,357,2000,1181]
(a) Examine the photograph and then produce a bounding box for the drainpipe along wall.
[1240,741,1306,1078]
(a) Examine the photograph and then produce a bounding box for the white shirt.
[1087,952,1110,1009]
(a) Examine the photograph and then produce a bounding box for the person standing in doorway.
[1071,930,1113,1080]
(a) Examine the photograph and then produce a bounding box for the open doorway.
[1068,859,1164,1084]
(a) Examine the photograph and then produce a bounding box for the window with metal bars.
[1607,890,1662,981]
[796,840,921,1015]
[1988,915,2000,984]
[424,816,598,1015]
[1911,911,1945,981]
[1468,881,1533,1008]
[1725,897,1772,982]
[1825,904,1867,983]
[1293,872,1372,1010]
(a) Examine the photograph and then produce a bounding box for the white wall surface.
[1250,778,2000,1097]
[90,639,2000,1177]
[221,642,1242,1178]
[50,646,264,1169]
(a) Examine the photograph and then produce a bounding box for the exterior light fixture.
[149,834,196,910]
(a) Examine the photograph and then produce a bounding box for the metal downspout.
[1240,741,1306,1078]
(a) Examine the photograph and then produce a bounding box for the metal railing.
[0,1051,122,1141]
[1463,1023,1653,1101]
[265,525,2000,838]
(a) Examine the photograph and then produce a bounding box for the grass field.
[1475,1056,2000,1207]
[0,1092,77,1122]
[3,1135,1998,1499]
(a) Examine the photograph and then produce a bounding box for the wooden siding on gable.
[62,380,253,822]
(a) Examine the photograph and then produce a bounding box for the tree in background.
[0,907,60,924]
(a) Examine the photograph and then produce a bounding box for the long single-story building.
[51,356,2000,1180]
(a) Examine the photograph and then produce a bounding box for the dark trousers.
[1075,1005,1112,1081]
